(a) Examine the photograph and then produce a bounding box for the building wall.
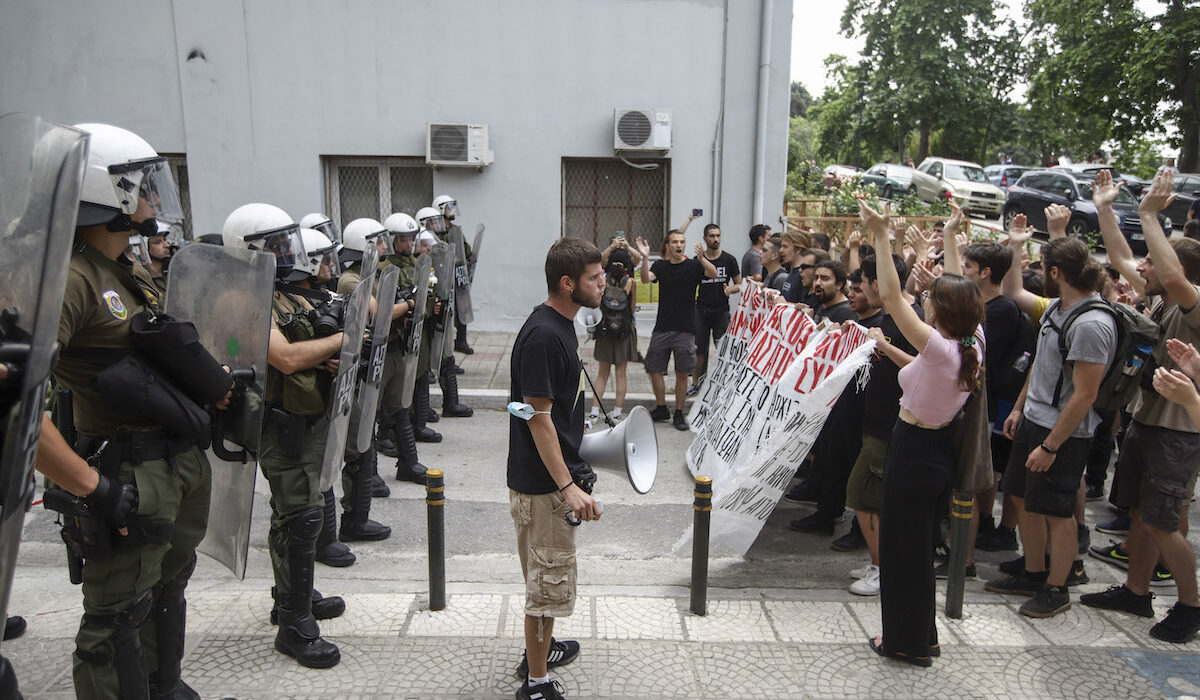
[1,0,793,330]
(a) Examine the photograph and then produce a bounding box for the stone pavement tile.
[938,602,1050,647]
[4,634,73,694]
[320,592,416,637]
[788,643,913,698]
[594,596,684,640]
[406,593,503,637]
[13,603,84,639]
[500,594,595,639]
[982,647,1165,699]
[845,600,963,646]
[691,642,805,698]
[1111,649,1200,698]
[765,601,866,643]
[682,599,776,642]
[1024,603,1139,648]
[374,638,508,698]
[188,589,274,635]
[587,640,700,698]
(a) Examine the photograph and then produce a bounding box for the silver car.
[911,157,1005,217]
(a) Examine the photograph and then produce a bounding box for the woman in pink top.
[860,201,985,667]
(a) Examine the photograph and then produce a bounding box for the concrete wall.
[1,0,792,329]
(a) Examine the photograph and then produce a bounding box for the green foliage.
[787,116,819,172]
[786,161,825,199]
[1111,133,1170,180]
[790,82,814,119]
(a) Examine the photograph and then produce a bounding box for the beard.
[1043,273,1060,298]
[572,284,601,309]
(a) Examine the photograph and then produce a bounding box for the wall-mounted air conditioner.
[426,123,493,167]
[613,109,671,153]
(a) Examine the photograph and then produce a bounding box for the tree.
[790,81,814,118]
[787,116,819,171]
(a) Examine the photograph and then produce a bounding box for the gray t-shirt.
[741,248,762,280]
[1023,298,1118,438]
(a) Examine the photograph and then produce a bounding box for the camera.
[309,296,346,337]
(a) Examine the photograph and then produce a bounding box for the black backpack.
[596,285,631,340]
[1044,297,1162,413]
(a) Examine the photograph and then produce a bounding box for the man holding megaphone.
[507,238,605,700]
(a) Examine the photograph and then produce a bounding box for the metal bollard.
[425,468,446,611]
[690,475,713,616]
[943,490,974,619]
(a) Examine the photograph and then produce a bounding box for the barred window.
[163,154,193,241]
[322,157,433,227]
[562,158,670,252]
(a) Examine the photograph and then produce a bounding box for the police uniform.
[55,243,211,700]
[378,253,433,481]
[435,224,472,417]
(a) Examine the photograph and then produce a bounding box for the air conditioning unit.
[426,123,493,167]
[613,109,671,153]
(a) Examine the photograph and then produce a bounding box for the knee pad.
[290,507,323,541]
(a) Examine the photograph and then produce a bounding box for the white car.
[911,157,1005,217]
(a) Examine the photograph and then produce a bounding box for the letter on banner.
[687,283,764,431]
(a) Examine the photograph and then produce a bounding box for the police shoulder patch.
[102,290,127,320]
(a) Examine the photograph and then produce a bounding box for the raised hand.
[859,200,890,237]
[1140,171,1177,216]
[1166,338,1200,380]
[694,242,706,258]
[1007,213,1032,245]
[1045,204,1071,238]
[1152,367,1200,409]
[909,258,937,294]
[945,201,965,233]
[846,229,864,249]
[635,236,651,259]
[1092,169,1121,210]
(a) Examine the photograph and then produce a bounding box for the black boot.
[413,377,443,440]
[148,555,200,700]
[374,420,399,458]
[75,591,152,700]
[370,473,391,498]
[439,356,473,417]
[340,451,392,541]
[270,587,345,625]
[454,318,474,354]
[314,489,355,567]
[393,412,429,484]
[274,508,341,669]
[0,654,21,700]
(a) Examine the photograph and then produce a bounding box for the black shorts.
[1111,421,1200,533]
[1001,418,1091,519]
[644,331,697,375]
[693,308,731,357]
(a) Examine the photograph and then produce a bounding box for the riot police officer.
[416,206,473,418]
[433,194,475,355]
[222,204,344,669]
[33,123,223,700]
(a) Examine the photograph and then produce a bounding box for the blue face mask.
[507,401,551,421]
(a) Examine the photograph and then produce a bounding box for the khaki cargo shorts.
[510,489,578,618]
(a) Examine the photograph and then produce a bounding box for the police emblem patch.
[102,290,127,320]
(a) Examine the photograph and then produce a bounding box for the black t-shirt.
[780,267,806,303]
[765,267,787,291]
[983,295,1021,394]
[695,251,739,312]
[814,299,856,324]
[651,258,705,333]
[862,302,924,440]
[507,304,588,494]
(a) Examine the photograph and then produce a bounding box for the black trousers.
[879,419,954,658]
[812,392,865,519]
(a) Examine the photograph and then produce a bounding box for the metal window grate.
[164,154,193,240]
[562,158,669,251]
[323,156,432,228]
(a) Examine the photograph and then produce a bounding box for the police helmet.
[297,227,340,283]
[74,123,184,234]
[416,206,447,235]
[300,212,340,244]
[221,203,306,280]
[433,194,458,221]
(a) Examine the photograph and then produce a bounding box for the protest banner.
[686,282,768,432]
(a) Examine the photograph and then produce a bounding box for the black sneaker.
[1150,564,1176,587]
[999,555,1025,576]
[984,570,1048,596]
[649,405,670,422]
[1085,483,1105,500]
[975,525,1019,552]
[831,522,866,552]
[1150,603,1200,643]
[1020,584,1071,618]
[1077,523,1090,555]
[1080,584,1155,618]
[1096,513,1131,535]
[515,637,581,677]
[673,410,689,431]
[782,482,819,505]
[685,384,701,397]
[787,512,835,535]
[1066,560,1090,587]
[1088,542,1130,570]
[933,560,977,580]
[515,679,566,700]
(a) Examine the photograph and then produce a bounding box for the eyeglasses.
[799,264,814,270]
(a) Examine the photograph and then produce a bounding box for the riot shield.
[163,243,275,579]
[320,275,371,491]
[449,226,474,325]
[0,114,89,649]
[399,253,432,407]
[428,241,457,362]
[354,265,399,453]
[470,223,484,282]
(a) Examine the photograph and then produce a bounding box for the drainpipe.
[751,0,774,225]
[712,0,729,223]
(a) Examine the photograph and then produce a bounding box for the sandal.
[869,637,933,668]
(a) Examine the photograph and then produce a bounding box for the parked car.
[860,163,917,198]
[911,157,1005,217]
[822,164,862,188]
[984,164,1032,192]
[1052,163,1149,197]
[1165,172,1200,230]
[1003,169,1168,254]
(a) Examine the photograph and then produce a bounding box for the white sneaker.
[584,419,593,431]
[849,564,873,580]
[611,407,623,420]
[849,565,880,596]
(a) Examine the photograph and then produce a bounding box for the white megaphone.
[574,306,600,336]
[579,405,658,494]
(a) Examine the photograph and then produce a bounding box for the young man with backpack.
[985,235,1117,618]
[1081,171,1200,643]
[588,261,637,425]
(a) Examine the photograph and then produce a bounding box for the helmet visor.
[313,219,340,244]
[108,157,184,224]
[314,247,340,283]
[392,230,416,254]
[440,201,458,220]
[247,224,305,274]
[424,214,447,234]
[368,230,393,258]
[126,234,151,266]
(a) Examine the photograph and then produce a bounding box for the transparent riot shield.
[162,243,274,579]
[399,254,432,407]
[428,242,456,362]
[0,114,89,648]
[354,265,399,453]
[469,223,485,283]
[449,226,474,325]
[321,276,371,491]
